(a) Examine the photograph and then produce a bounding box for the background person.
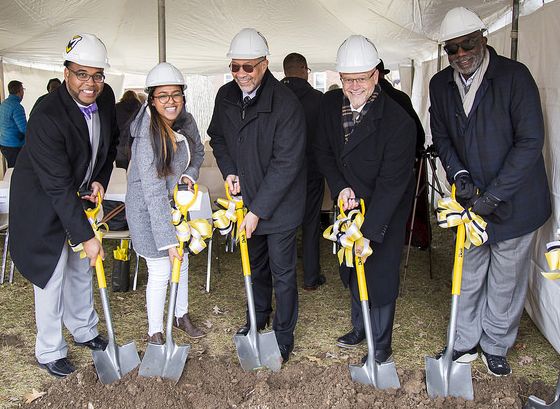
[208,28,306,363]
[126,62,205,344]
[430,7,551,377]
[9,33,118,378]
[30,78,62,116]
[281,52,325,291]
[115,90,142,169]
[0,80,27,167]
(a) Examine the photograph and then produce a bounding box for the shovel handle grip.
[236,207,251,277]
[95,256,107,289]
[171,245,184,284]
[355,255,369,301]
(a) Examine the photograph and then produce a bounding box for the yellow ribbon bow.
[70,193,108,258]
[172,207,213,255]
[541,240,560,280]
[113,239,130,261]
[435,187,488,249]
[323,199,373,267]
[212,190,245,245]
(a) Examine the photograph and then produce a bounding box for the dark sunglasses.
[443,36,480,55]
[229,58,265,73]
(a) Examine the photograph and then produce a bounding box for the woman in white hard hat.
[125,62,205,344]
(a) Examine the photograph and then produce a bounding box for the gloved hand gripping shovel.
[425,184,478,400]
[81,192,140,384]
[342,200,400,389]
[525,374,560,409]
[139,183,198,383]
[222,183,282,372]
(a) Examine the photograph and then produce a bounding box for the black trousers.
[349,271,396,351]
[301,174,325,287]
[247,228,298,345]
[0,145,21,168]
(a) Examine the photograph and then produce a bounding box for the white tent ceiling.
[1,0,520,75]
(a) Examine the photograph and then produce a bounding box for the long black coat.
[208,70,306,234]
[315,89,416,305]
[430,46,551,243]
[9,83,118,288]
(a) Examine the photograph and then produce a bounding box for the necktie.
[80,102,98,120]
[241,96,251,120]
[352,111,360,123]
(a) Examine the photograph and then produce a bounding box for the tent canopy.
[1,0,517,75]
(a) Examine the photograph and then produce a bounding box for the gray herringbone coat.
[125,105,204,258]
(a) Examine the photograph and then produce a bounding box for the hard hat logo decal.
[66,35,83,53]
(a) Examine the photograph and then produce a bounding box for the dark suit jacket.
[208,70,306,234]
[315,89,416,304]
[430,46,551,243]
[9,83,118,288]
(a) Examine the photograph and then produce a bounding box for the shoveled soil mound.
[29,357,554,408]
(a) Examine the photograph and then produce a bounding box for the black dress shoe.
[38,357,76,378]
[361,347,394,364]
[303,274,327,291]
[74,335,108,351]
[236,318,269,336]
[278,343,294,363]
[336,328,365,348]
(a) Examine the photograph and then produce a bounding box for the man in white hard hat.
[315,35,416,364]
[9,33,119,377]
[430,7,551,376]
[281,53,325,291]
[208,28,306,363]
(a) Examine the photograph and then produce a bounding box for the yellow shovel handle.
[236,207,252,277]
[171,245,184,284]
[355,255,369,301]
[451,224,465,295]
[95,256,107,289]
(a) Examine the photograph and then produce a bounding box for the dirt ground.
[1,217,559,408]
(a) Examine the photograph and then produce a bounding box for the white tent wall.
[412,0,560,353]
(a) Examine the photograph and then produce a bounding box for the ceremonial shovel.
[525,374,560,409]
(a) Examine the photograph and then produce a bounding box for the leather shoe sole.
[336,328,365,348]
[38,357,76,378]
[74,335,108,351]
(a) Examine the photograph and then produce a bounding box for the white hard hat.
[336,35,380,73]
[227,28,270,59]
[439,7,486,42]
[145,62,186,91]
[63,33,110,68]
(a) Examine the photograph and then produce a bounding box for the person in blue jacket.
[0,80,27,167]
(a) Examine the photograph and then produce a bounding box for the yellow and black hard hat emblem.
[66,35,83,53]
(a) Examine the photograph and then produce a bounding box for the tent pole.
[0,57,5,102]
[437,44,442,72]
[510,0,519,61]
[158,0,166,62]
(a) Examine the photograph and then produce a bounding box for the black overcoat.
[315,89,416,305]
[208,70,306,234]
[9,83,118,288]
[429,46,551,243]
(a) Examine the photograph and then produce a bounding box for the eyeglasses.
[443,36,481,55]
[67,67,105,83]
[340,70,376,86]
[230,59,266,73]
[153,92,184,104]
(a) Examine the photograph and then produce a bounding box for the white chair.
[188,184,214,292]
[0,169,15,283]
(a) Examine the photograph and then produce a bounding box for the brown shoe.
[173,313,206,339]
[147,332,164,345]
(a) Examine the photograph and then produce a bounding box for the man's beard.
[451,49,485,76]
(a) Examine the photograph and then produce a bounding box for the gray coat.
[125,105,204,258]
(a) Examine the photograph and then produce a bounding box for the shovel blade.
[525,395,560,409]
[234,330,282,372]
[139,342,190,383]
[92,341,140,384]
[349,359,400,389]
[425,356,474,400]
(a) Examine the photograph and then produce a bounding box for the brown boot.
[147,332,164,345]
[173,313,206,339]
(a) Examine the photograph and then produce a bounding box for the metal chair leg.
[0,230,7,284]
[206,233,213,293]
[133,252,140,291]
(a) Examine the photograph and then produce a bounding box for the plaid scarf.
[342,85,381,143]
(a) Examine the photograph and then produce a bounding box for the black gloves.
[454,173,476,205]
[471,191,501,216]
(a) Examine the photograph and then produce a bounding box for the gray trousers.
[33,242,99,364]
[455,230,536,356]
